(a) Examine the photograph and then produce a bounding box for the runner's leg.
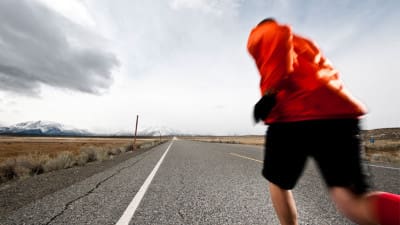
[330,187,377,225]
[269,182,299,225]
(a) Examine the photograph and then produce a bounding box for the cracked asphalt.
[0,143,164,225]
[1,140,399,225]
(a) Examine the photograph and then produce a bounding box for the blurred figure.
[247,18,400,225]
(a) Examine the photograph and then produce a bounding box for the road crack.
[176,175,187,223]
[44,151,151,225]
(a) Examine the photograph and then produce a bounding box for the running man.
[247,18,400,225]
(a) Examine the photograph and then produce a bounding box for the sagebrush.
[0,143,136,184]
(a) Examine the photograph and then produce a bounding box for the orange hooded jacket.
[247,20,367,124]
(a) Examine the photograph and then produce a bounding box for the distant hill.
[361,128,400,140]
[0,121,90,136]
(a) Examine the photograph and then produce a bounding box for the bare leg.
[268,182,299,225]
[330,187,378,225]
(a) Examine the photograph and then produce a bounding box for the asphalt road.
[1,139,399,225]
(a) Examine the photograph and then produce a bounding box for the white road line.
[116,141,174,225]
[229,152,263,164]
[367,164,400,170]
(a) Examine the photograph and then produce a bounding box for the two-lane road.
[2,140,399,225]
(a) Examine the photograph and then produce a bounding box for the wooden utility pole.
[133,115,139,149]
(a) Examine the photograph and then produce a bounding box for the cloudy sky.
[0,0,399,135]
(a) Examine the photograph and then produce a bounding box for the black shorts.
[262,119,369,194]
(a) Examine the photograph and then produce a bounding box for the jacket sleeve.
[247,22,294,95]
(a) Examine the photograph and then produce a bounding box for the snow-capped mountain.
[0,121,90,136]
[139,126,186,136]
[114,126,187,136]
[0,121,186,136]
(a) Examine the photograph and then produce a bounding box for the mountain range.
[0,121,186,136]
[0,121,90,136]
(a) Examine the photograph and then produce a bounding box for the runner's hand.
[253,94,276,123]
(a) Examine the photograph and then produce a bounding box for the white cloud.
[169,0,243,16]
[37,0,95,27]
[0,0,119,96]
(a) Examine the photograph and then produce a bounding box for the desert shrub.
[13,165,31,179]
[43,151,75,172]
[365,151,400,164]
[0,159,17,182]
[94,147,109,162]
[75,150,90,166]
[120,145,128,153]
[365,144,400,152]
[108,147,122,156]
[80,146,110,162]
[363,140,400,164]
[80,146,98,162]
[124,144,134,152]
[113,144,135,152]
[0,154,50,183]
[15,154,49,176]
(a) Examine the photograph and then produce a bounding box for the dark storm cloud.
[0,0,119,96]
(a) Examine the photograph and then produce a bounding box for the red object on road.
[372,192,400,225]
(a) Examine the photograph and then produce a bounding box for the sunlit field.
[0,136,163,183]
[184,135,265,146]
[364,139,400,164]
[0,136,155,162]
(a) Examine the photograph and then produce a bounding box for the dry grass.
[0,137,162,183]
[0,137,152,162]
[363,139,400,164]
[185,136,265,146]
